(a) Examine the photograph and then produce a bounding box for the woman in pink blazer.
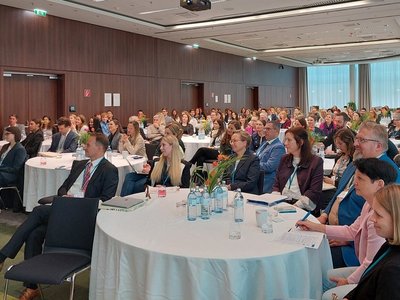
[297,158,398,300]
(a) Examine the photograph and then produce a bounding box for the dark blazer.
[345,243,400,300]
[258,138,286,193]
[0,142,27,186]
[273,154,323,205]
[109,131,122,151]
[48,130,78,153]
[21,130,44,158]
[57,158,118,201]
[225,149,260,194]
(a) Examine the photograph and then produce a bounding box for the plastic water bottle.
[201,189,211,220]
[318,145,325,159]
[233,188,244,222]
[75,145,84,161]
[214,185,223,213]
[221,181,228,210]
[187,188,197,221]
[194,186,202,217]
[106,146,113,162]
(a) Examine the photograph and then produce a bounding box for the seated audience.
[257,120,286,193]
[146,113,165,144]
[324,128,355,188]
[118,121,146,157]
[349,112,362,132]
[171,109,180,123]
[180,111,194,135]
[272,127,323,211]
[75,114,89,133]
[2,114,26,141]
[209,119,225,149]
[88,116,102,133]
[153,122,185,158]
[0,133,118,299]
[0,127,27,187]
[100,112,110,136]
[48,117,78,153]
[189,120,240,170]
[108,119,122,151]
[120,135,190,196]
[388,112,400,139]
[249,119,266,152]
[293,116,308,130]
[322,112,349,153]
[320,113,335,136]
[307,113,324,136]
[41,115,54,139]
[223,131,260,194]
[21,119,44,158]
[297,158,397,300]
[344,184,400,299]
[278,110,291,129]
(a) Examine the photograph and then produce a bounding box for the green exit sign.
[34,8,47,17]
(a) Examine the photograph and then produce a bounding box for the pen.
[295,211,311,228]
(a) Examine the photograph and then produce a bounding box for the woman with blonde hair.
[120,135,190,196]
[343,184,400,299]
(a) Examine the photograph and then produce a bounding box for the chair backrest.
[44,197,99,257]
[257,171,264,195]
[145,143,158,160]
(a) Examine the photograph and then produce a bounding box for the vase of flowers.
[191,154,238,194]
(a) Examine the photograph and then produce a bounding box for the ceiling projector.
[180,0,211,11]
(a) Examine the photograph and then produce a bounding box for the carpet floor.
[0,209,90,300]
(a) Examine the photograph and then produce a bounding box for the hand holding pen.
[296,211,326,233]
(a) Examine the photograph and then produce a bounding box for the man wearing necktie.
[0,133,118,299]
[319,121,400,270]
[48,117,78,153]
[257,120,286,193]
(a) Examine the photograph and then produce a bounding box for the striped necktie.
[81,162,93,193]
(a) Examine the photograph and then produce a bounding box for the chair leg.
[3,278,9,300]
[69,273,77,300]
[38,284,45,300]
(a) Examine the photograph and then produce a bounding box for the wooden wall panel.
[0,4,298,126]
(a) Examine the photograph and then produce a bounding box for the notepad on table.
[247,194,288,207]
[101,196,145,210]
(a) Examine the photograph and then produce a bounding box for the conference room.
[0,0,400,299]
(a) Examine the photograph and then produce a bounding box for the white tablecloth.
[182,135,211,161]
[89,190,332,300]
[23,153,145,212]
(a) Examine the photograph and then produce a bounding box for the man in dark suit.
[0,133,118,299]
[48,117,78,153]
[21,119,44,158]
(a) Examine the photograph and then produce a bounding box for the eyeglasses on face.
[355,137,380,144]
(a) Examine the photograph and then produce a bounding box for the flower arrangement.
[199,119,211,135]
[309,130,325,145]
[191,154,238,194]
[79,132,90,145]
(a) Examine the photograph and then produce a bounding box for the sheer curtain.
[298,68,308,112]
[370,61,400,109]
[307,65,350,110]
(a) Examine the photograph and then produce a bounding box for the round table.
[89,190,332,300]
[181,135,211,161]
[23,153,145,212]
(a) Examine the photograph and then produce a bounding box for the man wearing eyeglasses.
[318,121,400,289]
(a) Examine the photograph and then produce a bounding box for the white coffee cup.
[255,209,268,228]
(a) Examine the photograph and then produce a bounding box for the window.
[307,65,350,109]
[370,61,400,109]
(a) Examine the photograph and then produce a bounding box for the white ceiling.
[1,0,400,67]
